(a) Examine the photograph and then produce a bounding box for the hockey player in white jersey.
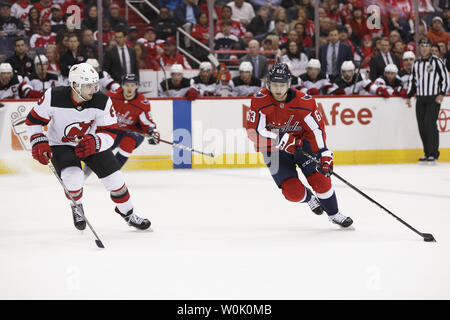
[158,64,191,97]
[26,55,63,95]
[85,58,120,92]
[398,51,415,91]
[228,61,262,97]
[374,64,406,98]
[189,62,222,97]
[0,63,42,99]
[294,59,333,95]
[328,61,381,96]
[25,62,151,231]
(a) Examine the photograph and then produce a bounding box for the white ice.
[1,163,449,299]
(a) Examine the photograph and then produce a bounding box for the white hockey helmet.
[86,58,100,71]
[239,61,253,72]
[341,61,355,72]
[0,63,13,73]
[170,64,184,74]
[69,63,99,100]
[402,51,415,60]
[307,59,321,69]
[199,61,212,71]
[34,55,48,65]
[384,63,398,74]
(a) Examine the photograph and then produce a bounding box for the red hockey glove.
[307,88,320,96]
[26,90,44,98]
[316,148,333,177]
[75,134,101,158]
[332,88,345,95]
[30,133,52,165]
[376,87,390,98]
[147,128,160,145]
[275,133,303,154]
[186,88,200,101]
[397,88,407,98]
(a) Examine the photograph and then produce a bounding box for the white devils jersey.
[398,69,412,90]
[228,76,262,97]
[328,74,378,95]
[294,72,333,94]
[0,75,33,99]
[158,77,191,97]
[25,86,118,151]
[374,75,404,95]
[25,73,62,92]
[99,70,120,92]
[190,76,222,96]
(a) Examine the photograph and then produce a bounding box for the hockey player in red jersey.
[26,63,151,231]
[246,63,353,227]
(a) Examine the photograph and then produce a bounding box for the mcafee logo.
[62,121,93,142]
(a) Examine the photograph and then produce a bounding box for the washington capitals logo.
[266,115,302,133]
[61,121,94,142]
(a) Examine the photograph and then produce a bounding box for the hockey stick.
[105,128,215,158]
[156,58,171,97]
[352,61,362,94]
[47,156,105,248]
[299,148,436,242]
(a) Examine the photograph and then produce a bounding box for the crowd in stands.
[0,0,449,99]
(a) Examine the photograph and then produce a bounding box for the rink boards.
[0,95,449,173]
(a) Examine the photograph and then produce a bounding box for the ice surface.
[0,163,449,299]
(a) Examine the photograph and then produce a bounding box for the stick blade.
[422,233,436,242]
[95,240,105,248]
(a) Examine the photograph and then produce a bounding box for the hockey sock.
[115,151,129,169]
[317,191,339,216]
[61,166,84,204]
[101,171,133,213]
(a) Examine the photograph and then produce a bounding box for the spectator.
[157,0,182,11]
[215,5,246,38]
[294,23,313,49]
[280,0,302,22]
[240,39,268,79]
[191,12,209,45]
[79,28,97,59]
[339,25,362,60]
[175,0,200,48]
[59,32,87,78]
[45,44,60,76]
[250,0,281,13]
[94,18,115,46]
[389,30,402,47]
[157,36,192,69]
[198,0,222,22]
[134,42,154,69]
[369,36,401,81]
[437,41,448,64]
[279,29,301,55]
[152,6,177,40]
[6,37,35,78]
[189,61,222,97]
[260,37,275,59]
[103,27,139,83]
[227,0,255,27]
[426,16,450,45]
[443,6,450,32]
[280,40,308,76]
[0,2,25,37]
[34,0,52,20]
[431,44,441,58]
[215,19,239,61]
[29,20,56,49]
[234,31,253,55]
[359,35,375,69]
[289,6,314,37]
[387,9,411,42]
[268,6,288,34]
[269,20,288,44]
[137,26,163,65]
[246,5,270,38]
[318,28,353,80]
[109,2,127,31]
[158,63,191,97]
[392,40,405,63]
[81,5,98,32]
[128,26,139,45]
[11,0,32,21]
[347,6,370,46]
[23,6,40,36]
[49,4,65,34]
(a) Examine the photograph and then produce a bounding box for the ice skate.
[307,194,323,215]
[71,203,86,230]
[418,156,427,165]
[328,212,353,228]
[427,157,437,165]
[115,207,151,230]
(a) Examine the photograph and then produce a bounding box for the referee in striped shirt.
[406,37,449,164]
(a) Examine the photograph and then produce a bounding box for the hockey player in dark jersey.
[246,63,353,227]
[0,62,42,99]
[187,62,222,99]
[25,55,62,95]
[328,61,381,96]
[25,63,151,231]
[374,64,406,98]
[294,59,333,95]
[158,64,191,97]
[228,61,262,97]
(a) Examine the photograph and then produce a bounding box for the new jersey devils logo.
[61,121,94,142]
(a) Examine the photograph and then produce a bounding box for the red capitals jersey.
[246,87,327,154]
[107,88,156,133]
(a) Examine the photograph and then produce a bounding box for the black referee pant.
[415,96,441,159]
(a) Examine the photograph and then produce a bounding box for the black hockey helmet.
[122,73,139,85]
[267,63,291,83]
